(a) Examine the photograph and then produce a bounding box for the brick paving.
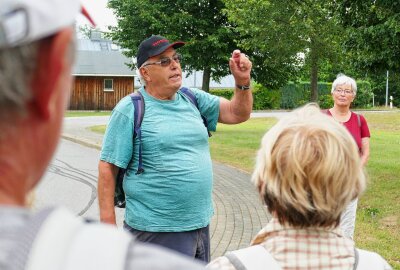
[63,116,271,259]
[211,162,270,258]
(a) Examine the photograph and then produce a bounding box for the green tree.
[336,0,400,105]
[107,0,237,92]
[337,0,400,73]
[223,0,343,102]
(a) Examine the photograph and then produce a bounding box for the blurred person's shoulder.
[127,242,206,270]
[2,207,205,270]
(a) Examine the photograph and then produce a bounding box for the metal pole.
[372,94,375,107]
[386,70,389,107]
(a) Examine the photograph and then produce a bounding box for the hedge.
[210,80,373,110]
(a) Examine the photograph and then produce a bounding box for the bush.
[252,83,281,110]
[353,81,373,108]
[210,85,281,110]
[280,82,306,109]
[280,81,372,109]
[209,80,372,110]
[209,88,234,100]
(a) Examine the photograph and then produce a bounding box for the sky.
[77,0,117,31]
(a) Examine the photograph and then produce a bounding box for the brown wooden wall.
[70,76,135,110]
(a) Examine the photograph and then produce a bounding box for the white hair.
[332,73,357,95]
[136,68,147,86]
[0,33,76,121]
[0,42,39,116]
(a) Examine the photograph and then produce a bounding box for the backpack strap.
[355,113,361,127]
[353,248,392,270]
[353,247,359,270]
[7,208,54,270]
[131,91,145,174]
[114,91,145,208]
[179,87,212,137]
[22,208,131,270]
[224,245,281,270]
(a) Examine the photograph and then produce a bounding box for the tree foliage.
[223,0,344,101]
[336,0,400,73]
[107,0,238,91]
[335,0,400,106]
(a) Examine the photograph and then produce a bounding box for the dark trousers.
[123,221,210,262]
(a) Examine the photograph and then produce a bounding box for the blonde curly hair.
[252,103,366,228]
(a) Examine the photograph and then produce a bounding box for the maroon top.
[326,110,370,152]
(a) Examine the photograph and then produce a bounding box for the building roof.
[72,33,234,86]
[72,33,134,77]
[72,50,135,77]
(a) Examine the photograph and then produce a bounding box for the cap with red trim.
[0,0,95,49]
[137,35,185,68]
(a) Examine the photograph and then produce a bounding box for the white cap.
[0,0,95,48]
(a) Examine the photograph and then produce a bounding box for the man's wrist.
[236,83,251,90]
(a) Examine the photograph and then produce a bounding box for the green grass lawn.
[88,110,399,268]
[66,111,111,117]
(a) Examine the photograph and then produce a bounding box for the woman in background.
[327,74,370,239]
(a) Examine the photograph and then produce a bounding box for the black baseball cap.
[136,35,185,68]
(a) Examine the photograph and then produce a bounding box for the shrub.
[353,81,373,108]
[252,83,281,110]
[209,80,372,110]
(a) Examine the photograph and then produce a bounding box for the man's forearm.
[98,161,118,225]
[230,86,253,122]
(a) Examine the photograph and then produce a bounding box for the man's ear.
[29,28,74,120]
[140,67,151,83]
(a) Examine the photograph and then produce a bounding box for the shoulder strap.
[224,245,281,270]
[356,113,361,127]
[354,248,392,270]
[179,87,212,137]
[114,91,144,208]
[130,91,145,174]
[24,208,131,270]
[7,208,54,270]
[353,248,359,270]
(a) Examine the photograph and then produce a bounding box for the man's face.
[141,48,182,94]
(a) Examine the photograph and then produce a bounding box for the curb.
[61,134,102,150]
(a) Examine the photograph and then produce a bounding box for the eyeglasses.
[334,89,353,95]
[142,54,182,68]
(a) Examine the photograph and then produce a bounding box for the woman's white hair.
[331,73,357,95]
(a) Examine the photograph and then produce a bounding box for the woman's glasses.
[334,89,353,95]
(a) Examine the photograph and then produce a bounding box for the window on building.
[104,79,113,91]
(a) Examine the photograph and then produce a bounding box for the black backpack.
[114,87,211,208]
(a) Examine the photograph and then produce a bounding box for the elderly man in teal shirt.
[98,35,253,262]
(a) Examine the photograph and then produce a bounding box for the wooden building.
[71,36,136,111]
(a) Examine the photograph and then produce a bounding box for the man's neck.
[144,85,179,100]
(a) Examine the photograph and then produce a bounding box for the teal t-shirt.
[100,87,220,232]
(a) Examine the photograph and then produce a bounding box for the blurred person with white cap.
[0,1,206,269]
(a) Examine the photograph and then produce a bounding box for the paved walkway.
[62,115,271,259]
